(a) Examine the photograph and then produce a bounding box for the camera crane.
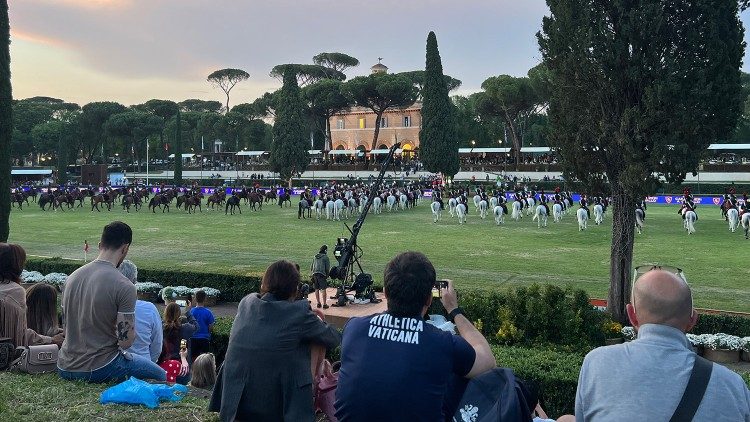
[329,142,401,306]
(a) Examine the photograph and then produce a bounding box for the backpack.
[0,337,15,370]
[452,368,533,422]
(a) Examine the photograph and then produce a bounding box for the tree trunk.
[325,116,332,151]
[370,111,384,151]
[607,187,636,324]
[0,0,11,242]
[225,93,230,115]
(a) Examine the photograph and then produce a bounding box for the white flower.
[135,282,163,293]
[701,333,743,351]
[193,287,221,298]
[43,273,68,286]
[21,270,45,283]
[621,326,637,341]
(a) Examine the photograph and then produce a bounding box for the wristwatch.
[448,307,464,323]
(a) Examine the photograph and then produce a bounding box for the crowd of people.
[1,221,749,421]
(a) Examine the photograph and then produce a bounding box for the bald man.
[575,270,750,422]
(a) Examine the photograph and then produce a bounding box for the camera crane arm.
[330,142,401,280]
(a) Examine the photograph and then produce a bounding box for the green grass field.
[7,197,749,312]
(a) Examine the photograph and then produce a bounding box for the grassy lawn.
[8,198,749,312]
[0,372,215,421]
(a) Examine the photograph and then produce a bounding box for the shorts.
[312,273,328,290]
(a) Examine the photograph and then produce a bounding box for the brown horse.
[206,192,225,209]
[184,194,202,214]
[264,189,277,203]
[91,194,111,212]
[248,193,264,211]
[11,193,25,209]
[149,194,170,213]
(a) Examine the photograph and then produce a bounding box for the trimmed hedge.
[691,313,750,337]
[25,257,262,303]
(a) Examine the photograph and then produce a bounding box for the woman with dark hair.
[209,260,341,422]
[0,243,64,347]
[158,302,196,384]
[26,283,63,337]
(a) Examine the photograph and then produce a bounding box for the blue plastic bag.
[100,377,188,409]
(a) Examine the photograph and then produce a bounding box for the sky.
[8,1,750,107]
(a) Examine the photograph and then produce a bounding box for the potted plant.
[702,333,741,363]
[192,287,221,306]
[160,285,193,304]
[135,282,163,302]
[603,321,623,345]
[686,333,707,356]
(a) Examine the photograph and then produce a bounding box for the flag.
[84,240,89,253]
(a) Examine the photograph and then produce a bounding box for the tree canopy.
[270,64,345,87]
[179,99,223,113]
[269,69,309,182]
[538,0,745,322]
[207,68,250,113]
[419,32,459,177]
[312,52,360,74]
[303,79,350,151]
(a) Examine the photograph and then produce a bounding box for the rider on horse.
[433,188,445,210]
[680,188,697,220]
[539,190,549,216]
[514,189,525,209]
[580,194,590,218]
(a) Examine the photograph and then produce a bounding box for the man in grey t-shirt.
[575,270,750,421]
[58,221,166,383]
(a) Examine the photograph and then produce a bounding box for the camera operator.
[334,251,496,421]
[310,245,331,309]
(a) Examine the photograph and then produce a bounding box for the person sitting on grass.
[119,259,163,363]
[188,290,215,363]
[159,302,197,384]
[26,283,63,338]
[58,222,166,383]
[0,243,64,347]
[189,352,217,390]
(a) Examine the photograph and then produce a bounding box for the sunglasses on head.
[633,264,686,281]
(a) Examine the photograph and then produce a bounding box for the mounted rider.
[539,189,549,216]
[580,194,591,218]
[636,199,646,221]
[679,188,697,220]
[514,188,525,209]
[433,187,444,210]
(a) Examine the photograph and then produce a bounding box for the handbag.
[0,337,15,370]
[10,344,59,374]
[314,359,339,422]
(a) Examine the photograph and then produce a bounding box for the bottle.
[180,339,187,351]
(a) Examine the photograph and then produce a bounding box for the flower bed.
[160,286,194,303]
[20,270,67,291]
[135,282,163,302]
[192,287,220,306]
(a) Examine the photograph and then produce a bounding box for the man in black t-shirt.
[335,252,496,422]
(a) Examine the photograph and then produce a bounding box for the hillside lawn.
[7,197,749,312]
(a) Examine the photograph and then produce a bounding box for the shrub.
[691,313,750,337]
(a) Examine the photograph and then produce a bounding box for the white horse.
[577,208,588,231]
[593,204,604,225]
[493,205,505,225]
[552,203,563,223]
[325,200,335,220]
[387,195,397,212]
[334,199,345,221]
[399,193,409,211]
[727,208,739,233]
[473,195,482,211]
[490,196,498,209]
[525,197,535,215]
[455,203,467,224]
[635,208,644,234]
[741,212,750,239]
[478,200,488,219]
[448,198,458,217]
[684,210,697,234]
[347,198,358,218]
[532,205,548,228]
[372,197,382,214]
[314,199,324,220]
[358,195,368,214]
[511,201,523,221]
[431,201,442,223]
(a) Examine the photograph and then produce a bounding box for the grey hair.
[119,259,138,284]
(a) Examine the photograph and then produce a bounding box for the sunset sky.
[9,1,750,107]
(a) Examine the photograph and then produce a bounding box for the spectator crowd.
[0,222,748,421]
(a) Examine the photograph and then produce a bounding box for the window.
[359,118,366,129]
[380,117,388,128]
[336,119,345,129]
[403,116,411,127]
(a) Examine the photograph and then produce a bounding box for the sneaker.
[317,303,322,308]
[323,304,329,309]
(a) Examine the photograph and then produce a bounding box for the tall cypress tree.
[0,0,11,242]
[419,31,458,178]
[173,109,183,185]
[270,68,309,184]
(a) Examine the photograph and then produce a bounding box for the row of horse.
[298,190,423,220]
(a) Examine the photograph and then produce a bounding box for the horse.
[741,212,750,239]
[478,200,488,219]
[431,201,442,223]
[399,193,409,211]
[278,192,292,208]
[493,205,506,225]
[489,196,498,209]
[122,195,141,213]
[314,199,324,220]
[511,201,523,221]
[325,199,335,220]
[727,207,739,233]
[264,190,277,203]
[38,194,53,211]
[11,193,25,210]
[206,193,224,209]
[532,205,548,228]
[593,204,604,225]
[472,195,482,211]
[185,195,202,214]
[91,194,111,212]
[347,198,358,218]
[525,197,535,215]
[372,197,382,214]
[448,198,458,217]
[577,208,589,231]
[635,208,645,235]
[358,195,369,214]
[149,194,170,213]
[684,210,697,234]
[552,203,563,223]
[334,199,345,221]
[386,195,397,212]
[455,203,467,224]
[248,193,264,211]
[225,196,241,215]
[298,199,312,219]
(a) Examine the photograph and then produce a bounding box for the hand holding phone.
[432,279,449,298]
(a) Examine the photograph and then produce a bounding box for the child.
[189,290,215,363]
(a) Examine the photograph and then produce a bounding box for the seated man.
[335,252,496,421]
[119,260,163,363]
[58,221,166,383]
[575,270,750,421]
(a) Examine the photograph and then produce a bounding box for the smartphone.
[176,300,187,307]
[432,280,449,298]
[180,339,187,352]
